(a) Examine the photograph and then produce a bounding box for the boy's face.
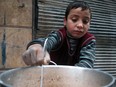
[64,7,91,38]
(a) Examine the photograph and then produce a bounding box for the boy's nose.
[76,20,83,29]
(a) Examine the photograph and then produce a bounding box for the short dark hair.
[65,1,91,20]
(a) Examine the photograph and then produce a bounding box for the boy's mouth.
[73,29,84,34]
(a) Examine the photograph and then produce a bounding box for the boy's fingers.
[42,52,51,65]
[22,50,33,65]
[30,49,37,65]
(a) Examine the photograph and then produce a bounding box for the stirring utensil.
[43,38,48,58]
[40,38,57,87]
[40,38,48,87]
[42,38,57,65]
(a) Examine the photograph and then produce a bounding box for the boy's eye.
[72,19,77,22]
[72,18,78,22]
[83,18,89,24]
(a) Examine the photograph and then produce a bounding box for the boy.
[22,1,96,68]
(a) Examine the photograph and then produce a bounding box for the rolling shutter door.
[37,0,116,77]
[87,0,116,77]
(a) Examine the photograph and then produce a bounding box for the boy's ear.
[63,17,66,26]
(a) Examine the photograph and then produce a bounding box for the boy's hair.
[65,1,91,20]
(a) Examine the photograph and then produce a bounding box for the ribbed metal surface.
[37,0,116,77]
[86,0,116,77]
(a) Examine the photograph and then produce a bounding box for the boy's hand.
[22,44,50,66]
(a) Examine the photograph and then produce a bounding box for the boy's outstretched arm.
[22,31,61,66]
[75,39,96,68]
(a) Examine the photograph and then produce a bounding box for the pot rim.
[0,65,115,87]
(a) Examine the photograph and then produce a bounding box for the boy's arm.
[22,31,61,65]
[75,39,96,68]
[27,31,61,52]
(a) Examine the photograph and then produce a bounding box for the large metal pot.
[0,65,115,87]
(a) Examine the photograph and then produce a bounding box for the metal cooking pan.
[0,65,115,87]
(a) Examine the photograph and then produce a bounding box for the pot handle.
[49,61,57,65]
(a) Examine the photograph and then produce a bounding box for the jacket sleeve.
[75,39,96,68]
[27,31,61,52]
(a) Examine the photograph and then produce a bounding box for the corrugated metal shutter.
[37,0,69,37]
[86,0,116,77]
[36,0,116,77]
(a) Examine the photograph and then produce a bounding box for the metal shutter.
[36,0,116,77]
[87,0,116,77]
